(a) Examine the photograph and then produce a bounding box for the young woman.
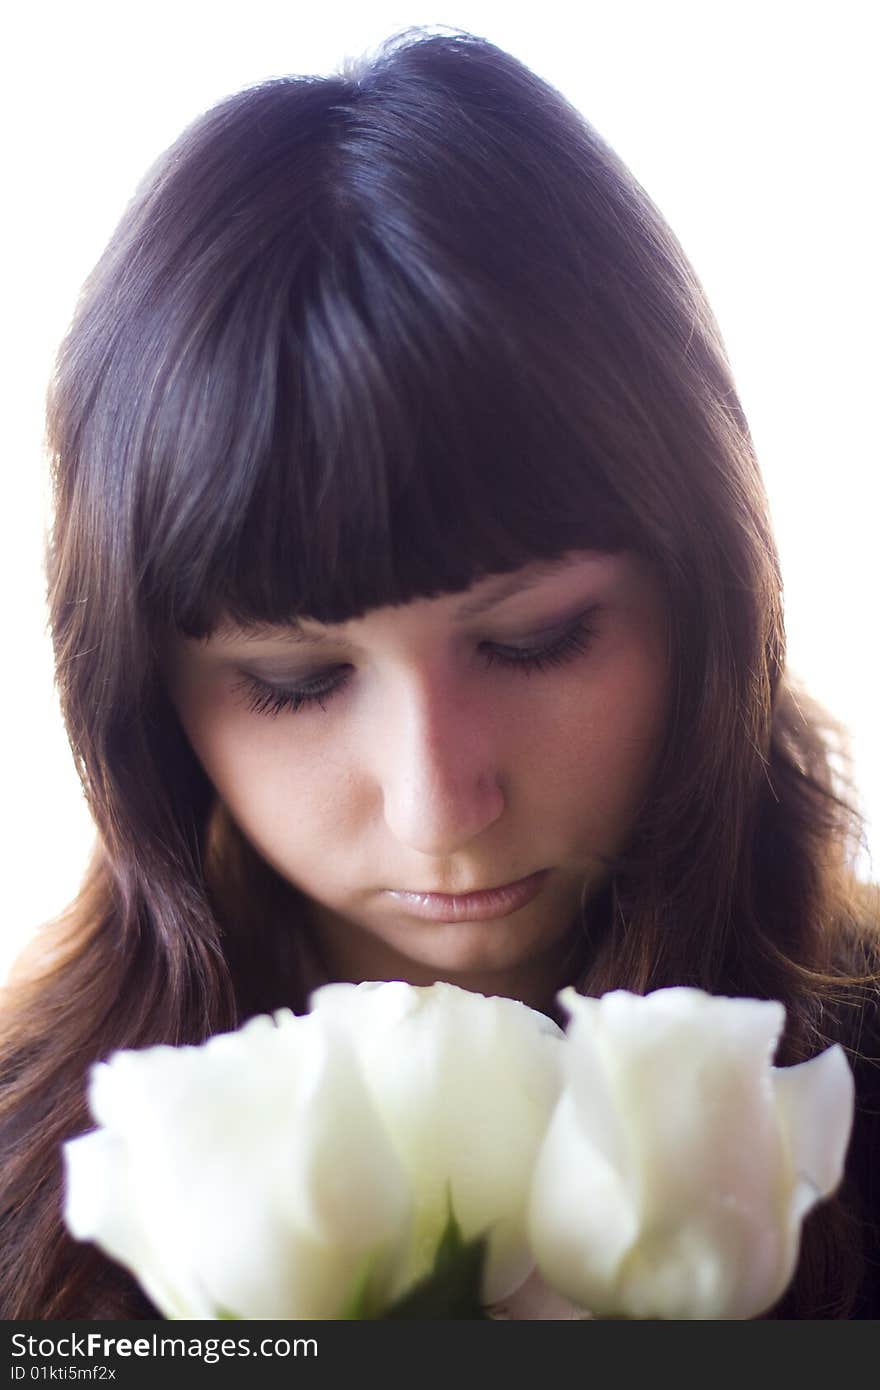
[1,29,877,1319]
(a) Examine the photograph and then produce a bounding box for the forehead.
[208,551,631,643]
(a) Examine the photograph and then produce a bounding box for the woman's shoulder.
[842,1040,880,1318]
[824,900,880,1318]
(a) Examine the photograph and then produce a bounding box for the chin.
[398,920,546,977]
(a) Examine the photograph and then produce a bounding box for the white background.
[2,0,877,984]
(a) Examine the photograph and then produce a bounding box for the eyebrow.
[213,620,328,645]
[451,556,587,619]
[212,554,607,643]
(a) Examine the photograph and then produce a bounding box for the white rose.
[63,1010,412,1319]
[308,980,564,1304]
[527,986,854,1320]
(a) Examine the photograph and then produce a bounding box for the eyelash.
[231,614,598,719]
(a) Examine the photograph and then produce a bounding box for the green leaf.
[337,1251,387,1320]
[383,1199,490,1320]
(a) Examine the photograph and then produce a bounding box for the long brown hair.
[1,27,876,1319]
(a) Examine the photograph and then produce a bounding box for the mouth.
[385,870,549,923]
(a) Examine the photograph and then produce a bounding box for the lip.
[385,870,549,923]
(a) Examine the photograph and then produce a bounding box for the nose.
[377,671,505,856]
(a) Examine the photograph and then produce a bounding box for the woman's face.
[163,550,669,1011]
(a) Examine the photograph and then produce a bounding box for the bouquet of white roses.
[62,982,854,1320]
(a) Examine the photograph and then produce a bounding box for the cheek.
[173,690,349,857]
[539,644,669,845]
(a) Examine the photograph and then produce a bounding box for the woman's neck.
[297,900,590,1023]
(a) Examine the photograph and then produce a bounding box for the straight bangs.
[141,218,638,644]
[103,62,649,644]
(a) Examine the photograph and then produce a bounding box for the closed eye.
[230,667,353,717]
[231,611,599,718]
[480,612,598,674]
